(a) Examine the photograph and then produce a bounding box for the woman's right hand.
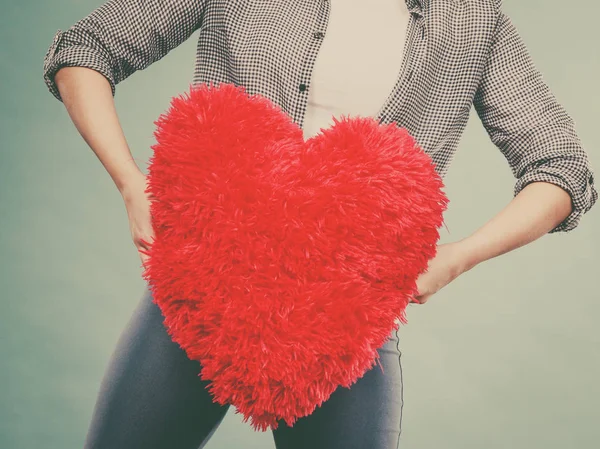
[120,171,156,269]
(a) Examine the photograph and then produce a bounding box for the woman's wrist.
[453,237,484,273]
[116,162,146,199]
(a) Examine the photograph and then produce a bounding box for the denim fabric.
[83,287,404,449]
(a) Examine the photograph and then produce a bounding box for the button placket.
[376,12,424,124]
[294,0,331,126]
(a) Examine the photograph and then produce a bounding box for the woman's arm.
[457,181,573,272]
[414,179,575,303]
[54,65,155,267]
[413,181,573,303]
[413,6,598,302]
[43,1,208,265]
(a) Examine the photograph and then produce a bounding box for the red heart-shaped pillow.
[142,82,448,431]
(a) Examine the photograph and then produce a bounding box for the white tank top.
[302,0,411,140]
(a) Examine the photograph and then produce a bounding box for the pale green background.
[1,1,599,448]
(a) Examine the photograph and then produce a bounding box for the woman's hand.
[410,241,473,304]
[120,171,155,269]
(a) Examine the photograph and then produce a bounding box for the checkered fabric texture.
[42,0,597,233]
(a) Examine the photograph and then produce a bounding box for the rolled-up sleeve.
[42,0,206,102]
[473,10,597,233]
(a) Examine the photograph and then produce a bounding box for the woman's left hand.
[411,241,473,304]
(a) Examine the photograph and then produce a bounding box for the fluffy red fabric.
[142,82,448,431]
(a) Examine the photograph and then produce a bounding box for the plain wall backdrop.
[1,1,598,448]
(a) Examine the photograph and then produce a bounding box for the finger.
[418,294,431,304]
[139,237,153,248]
[410,286,421,304]
[138,245,151,257]
[410,293,431,304]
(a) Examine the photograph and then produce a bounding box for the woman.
[42,1,597,448]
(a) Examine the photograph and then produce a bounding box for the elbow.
[42,27,118,102]
[513,155,597,233]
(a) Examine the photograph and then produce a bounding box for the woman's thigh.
[83,287,230,449]
[271,329,404,449]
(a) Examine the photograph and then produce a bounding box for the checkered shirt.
[42,0,597,233]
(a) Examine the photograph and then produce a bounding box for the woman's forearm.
[457,181,574,271]
[54,66,144,193]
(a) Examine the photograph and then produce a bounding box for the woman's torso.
[192,0,501,178]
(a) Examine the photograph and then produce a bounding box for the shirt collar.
[405,0,424,15]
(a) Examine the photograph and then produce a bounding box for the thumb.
[414,294,431,304]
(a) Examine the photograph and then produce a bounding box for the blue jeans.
[83,287,404,449]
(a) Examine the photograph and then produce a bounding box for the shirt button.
[313,31,324,39]
[299,83,307,92]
